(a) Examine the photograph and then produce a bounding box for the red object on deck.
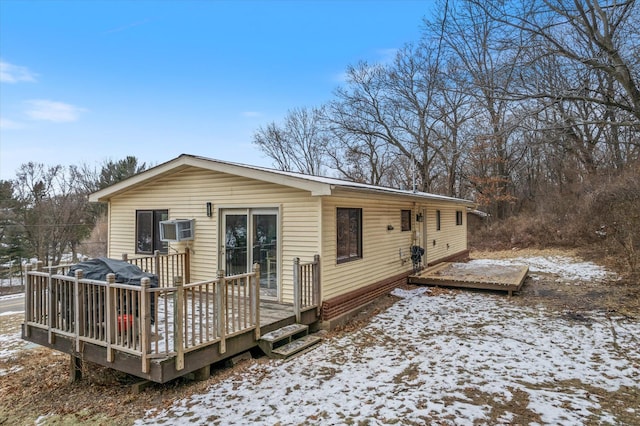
[118,314,134,332]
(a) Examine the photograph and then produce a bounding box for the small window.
[436,210,441,231]
[401,210,412,231]
[136,209,168,254]
[337,208,362,264]
[456,210,463,226]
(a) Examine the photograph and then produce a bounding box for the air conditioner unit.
[159,219,195,242]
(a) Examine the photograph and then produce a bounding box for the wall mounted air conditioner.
[159,219,195,242]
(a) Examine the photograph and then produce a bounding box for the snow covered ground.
[138,256,640,425]
[0,303,30,376]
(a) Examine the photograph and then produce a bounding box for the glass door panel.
[224,214,248,276]
[252,214,278,299]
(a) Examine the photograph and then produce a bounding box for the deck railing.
[293,255,321,322]
[121,249,190,287]
[23,260,260,374]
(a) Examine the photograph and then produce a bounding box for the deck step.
[260,323,308,343]
[271,334,322,359]
[259,324,322,359]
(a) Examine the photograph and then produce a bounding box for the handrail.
[293,254,320,322]
[121,248,190,287]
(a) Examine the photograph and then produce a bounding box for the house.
[22,154,475,383]
[89,154,475,327]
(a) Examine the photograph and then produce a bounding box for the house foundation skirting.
[320,271,411,327]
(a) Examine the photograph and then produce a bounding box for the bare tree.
[480,0,640,121]
[325,127,400,186]
[12,163,91,264]
[329,43,448,192]
[437,0,529,218]
[430,57,477,197]
[253,106,328,175]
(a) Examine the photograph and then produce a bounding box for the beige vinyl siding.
[320,193,420,301]
[320,193,469,302]
[421,202,467,264]
[105,164,469,306]
[107,168,320,303]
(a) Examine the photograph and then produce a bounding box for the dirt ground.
[471,248,640,316]
[1,248,638,426]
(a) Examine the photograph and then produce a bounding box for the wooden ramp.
[409,262,529,296]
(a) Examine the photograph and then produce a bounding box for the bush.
[469,165,640,276]
[583,171,640,273]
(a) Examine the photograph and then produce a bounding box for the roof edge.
[89,153,475,206]
[89,154,333,202]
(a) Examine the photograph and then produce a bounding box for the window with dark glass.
[401,210,412,231]
[136,209,168,254]
[337,208,362,264]
[436,210,441,231]
[456,210,463,226]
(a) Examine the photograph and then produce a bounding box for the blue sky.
[0,1,433,180]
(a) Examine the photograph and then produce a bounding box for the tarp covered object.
[68,257,157,320]
[68,257,158,287]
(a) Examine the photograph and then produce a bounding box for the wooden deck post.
[313,254,321,316]
[217,270,226,354]
[140,277,151,374]
[184,247,191,284]
[293,258,300,323]
[192,364,210,381]
[47,265,55,345]
[70,355,83,383]
[252,263,260,340]
[24,263,32,338]
[74,269,84,352]
[154,250,160,281]
[105,273,116,363]
[174,276,184,371]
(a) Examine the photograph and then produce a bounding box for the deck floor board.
[409,262,529,295]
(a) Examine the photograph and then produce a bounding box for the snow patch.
[470,256,613,282]
[390,286,430,299]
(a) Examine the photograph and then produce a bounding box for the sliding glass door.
[221,209,278,299]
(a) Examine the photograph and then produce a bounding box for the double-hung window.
[401,210,412,231]
[337,208,362,264]
[136,209,169,254]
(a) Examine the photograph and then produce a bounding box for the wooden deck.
[23,300,318,384]
[409,262,529,296]
[21,252,321,384]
